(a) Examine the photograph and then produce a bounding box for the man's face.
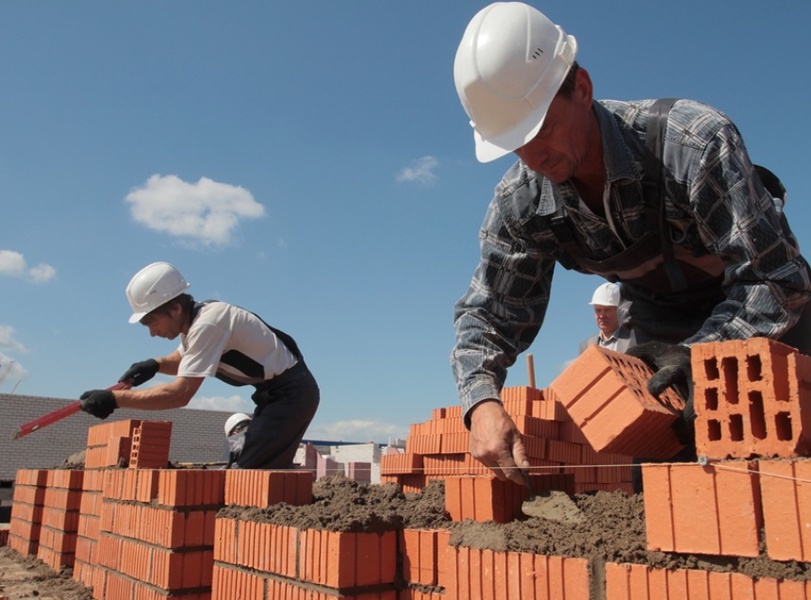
[513,70,593,182]
[593,305,619,337]
[140,305,184,340]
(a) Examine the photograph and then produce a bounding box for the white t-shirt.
[177,301,298,386]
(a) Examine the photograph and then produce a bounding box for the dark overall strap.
[194,299,304,364]
[645,98,689,293]
[548,98,681,286]
[259,320,303,361]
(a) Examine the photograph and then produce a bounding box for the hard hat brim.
[473,111,548,163]
[128,311,148,324]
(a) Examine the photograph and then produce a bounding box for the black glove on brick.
[626,341,693,401]
[80,389,118,420]
[627,341,695,446]
[119,359,159,387]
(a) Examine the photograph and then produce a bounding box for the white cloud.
[0,250,56,283]
[0,354,28,387]
[396,156,439,186]
[304,419,409,444]
[185,393,254,414]
[0,326,27,354]
[184,395,409,443]
[0,327,29,386]
[125,174,266,248]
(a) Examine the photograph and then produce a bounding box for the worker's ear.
[170,299,187,323]
[573,68,593,107]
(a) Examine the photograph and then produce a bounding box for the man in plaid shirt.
[451,2,811,485]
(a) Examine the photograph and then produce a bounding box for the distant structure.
[295,438,406,484]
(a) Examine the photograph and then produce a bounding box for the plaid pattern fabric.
[452,99,811,415]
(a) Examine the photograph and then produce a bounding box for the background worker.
[223,412,252,467]
[79,261,320,470]
[450,2,811,486]
[578,282,635,354]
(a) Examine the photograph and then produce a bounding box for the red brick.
[550,345,684,458]
[444,476,526,524]
[642,461,761,557]
[693,338,811,459]
[224,469,309,508]
[213,516,237,565]
[758,458,811,562]
[104,436,132,467]
[157,469,225,507]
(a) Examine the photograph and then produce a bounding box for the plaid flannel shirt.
[452,99,811,419]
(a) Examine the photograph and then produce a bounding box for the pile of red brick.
[3,337,810,599]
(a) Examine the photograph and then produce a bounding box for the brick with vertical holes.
[692,337,811,459]
[550,345,685,458]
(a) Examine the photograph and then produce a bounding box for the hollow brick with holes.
[550,345,685,458]
[692,337,811,459]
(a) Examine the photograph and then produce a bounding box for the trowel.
[520,469,584,523]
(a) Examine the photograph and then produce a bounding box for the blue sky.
[2,1,810,444]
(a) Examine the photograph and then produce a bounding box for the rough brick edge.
[758,458,811,562]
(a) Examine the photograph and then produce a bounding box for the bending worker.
[80,262,320,470]
[578,282,635,354]
[450,3,811,486]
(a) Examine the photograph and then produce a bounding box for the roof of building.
[0,393,233,481]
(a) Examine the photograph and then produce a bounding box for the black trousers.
[236,361,320,469]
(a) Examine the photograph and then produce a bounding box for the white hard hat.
[453,2,578,163]
[224,413,252,436]
[589,282,620,307]
[125,262,190,324]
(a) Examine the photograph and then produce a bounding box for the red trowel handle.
[11,380,133,440]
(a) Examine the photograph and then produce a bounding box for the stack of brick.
[92,468,225,599]
[74,419,173,590]
[7,468,47,557]
[212,469,377,599]
[36,469,84,570]
[380,384,634,522]
[6,337,811,599]
[641,338,811,569]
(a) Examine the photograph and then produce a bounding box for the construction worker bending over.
[450,3,811,486]
[578,282,636,354]
[80,262,320,470]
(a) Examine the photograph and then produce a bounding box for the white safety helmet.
[125,262,191,324]
[589,282,620,307]
[453,2,578,163]
[224,413,252,437]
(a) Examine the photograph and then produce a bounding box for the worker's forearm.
[114,377,200,410]
[155,350,183,376]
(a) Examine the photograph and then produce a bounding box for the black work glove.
[627,341,695,445]
[627,341,692,398]
[119,359,159,387]
[80,389,118,420]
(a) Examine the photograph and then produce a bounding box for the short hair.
[142,293,195,321]
[557,61,580,97]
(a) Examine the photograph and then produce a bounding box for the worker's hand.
[80,389,118,419]
[119,359,159,387]
[628,341,696,448]
[627,341,693,401]
[468,400,529,486]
